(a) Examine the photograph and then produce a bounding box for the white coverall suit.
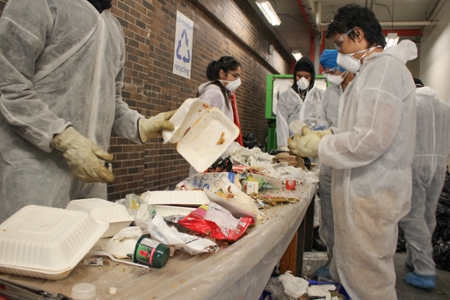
[276,87,324,149]
[318,40,418,300]
[318,84,343,259]
[399,86,450,276]
[0,0,143,223]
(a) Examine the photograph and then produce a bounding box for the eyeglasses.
[322,67,340,75]
[228,72,241,79]
[334,28,355,51]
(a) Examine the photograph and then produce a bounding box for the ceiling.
[247,0,446,58]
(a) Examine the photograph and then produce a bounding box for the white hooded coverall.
[318,40,418,300]
[0,0,143,223]
[276,86,324,149]
[318,84,343,259]
[399,86,450,276]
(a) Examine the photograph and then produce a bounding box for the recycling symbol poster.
[172,11,193,79]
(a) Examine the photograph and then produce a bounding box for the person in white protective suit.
[288,4,417,299]
[0,0,175,223]
[276,56,324,152]
[398,78,450,289]
[188,56,242,175]
[314,49,355,279]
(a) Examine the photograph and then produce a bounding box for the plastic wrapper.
[117,193,156,221]
[147,213,218,255]
[278,271,309,298]
[179,202,254,241]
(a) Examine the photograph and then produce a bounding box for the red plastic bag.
[179,203,254,242]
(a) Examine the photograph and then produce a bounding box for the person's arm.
[0,0,70,152]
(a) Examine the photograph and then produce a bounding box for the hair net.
[320,49,344,71]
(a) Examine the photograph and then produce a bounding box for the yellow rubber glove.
[288,126,332,157]
[138,110,176,143]
[51,127,115,183]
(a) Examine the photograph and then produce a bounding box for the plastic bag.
[178,202,254,241]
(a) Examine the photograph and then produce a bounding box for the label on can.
[135,237,161,266]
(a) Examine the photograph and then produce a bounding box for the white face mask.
[297,77,310,91]
[326,71,348,86]
[337,46,379,73]
[221,77,241,91]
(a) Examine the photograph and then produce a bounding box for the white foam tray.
[153,205,195,217]
[177,108,239,172]
[66,198,134,238]
[0,205,108,280]
[142,190,210,206]
[162,98,210,144]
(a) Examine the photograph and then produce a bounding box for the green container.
[133,234,170,268]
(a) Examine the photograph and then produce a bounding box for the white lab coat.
[399,86,450,276]
[0,0,142,222]
[318,40,418,300]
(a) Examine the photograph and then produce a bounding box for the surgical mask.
[297,77,310,90]
[337,46,379,73]
[221,77,241,91]
[326,71,348,86]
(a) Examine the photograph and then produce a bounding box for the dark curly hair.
[326,4,386,48]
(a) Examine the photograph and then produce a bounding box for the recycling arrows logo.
[176,29,191,63]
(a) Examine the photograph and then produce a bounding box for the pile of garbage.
[433,171,450,271]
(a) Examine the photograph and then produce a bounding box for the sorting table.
[0,184,316,300]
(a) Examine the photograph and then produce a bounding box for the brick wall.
[0,0,291,200]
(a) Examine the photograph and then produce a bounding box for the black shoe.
[313,227,327,252]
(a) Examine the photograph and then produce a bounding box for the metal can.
[133,234,170,268]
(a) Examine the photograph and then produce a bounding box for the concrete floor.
[395,252,450,300]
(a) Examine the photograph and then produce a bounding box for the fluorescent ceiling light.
[256,0,281,26]
[385,32,399,48]
[292,51,302,61]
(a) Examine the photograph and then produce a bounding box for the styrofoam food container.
[66,198,134,238]
[153,205,196,217]
[162,98,210,144]
[142,190,210,206]
[177,108,239,172]
[0,205,108,280]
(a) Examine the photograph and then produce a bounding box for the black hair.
[86,0,112,13]
[197,56,241,109]
[414,78,424,88]
[326,4,386,48]
[292,56,315,95]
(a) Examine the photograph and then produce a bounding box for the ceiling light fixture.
[292,51,302,61]
[256,0,281,26]
[385,32,399,48]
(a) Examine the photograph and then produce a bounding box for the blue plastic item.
[404,272,436,289]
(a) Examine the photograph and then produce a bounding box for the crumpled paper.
[103,226,143,259]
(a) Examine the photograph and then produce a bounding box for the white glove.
[288,126,332,157]
[138,110,176,143]
[51,127,114,183]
